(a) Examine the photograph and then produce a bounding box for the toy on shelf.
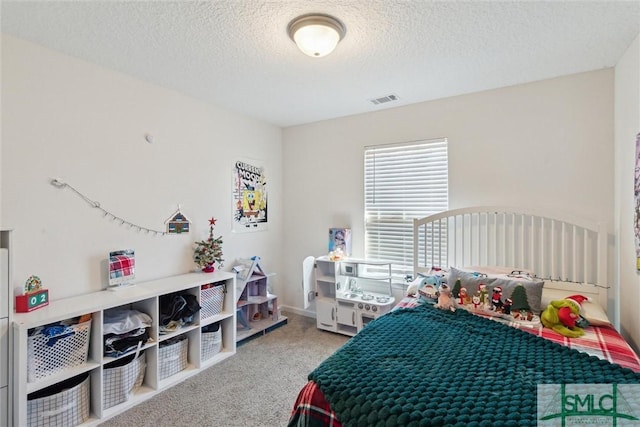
[328,247,345,261]
[328,228,351,256]
[194,217,224,273]
[108,249,136,289]
[233,256,279,333]
[16,275,49,312]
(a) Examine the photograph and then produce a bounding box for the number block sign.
[16,289,49,312]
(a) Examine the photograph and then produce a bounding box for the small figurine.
[471,294,482,310]
[503,298,513,315]
[458,287,471,306]
[435,283,456,312]
[515,309,534,322]
[25,275,43,293]
[451,279,460,297]
[329,247,345,261]
[478,283,489,307]
[491,286,503,312]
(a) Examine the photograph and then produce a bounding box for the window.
[364,139,448,274]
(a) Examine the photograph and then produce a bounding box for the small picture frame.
[329,228,351,255]
[109,249,135,288]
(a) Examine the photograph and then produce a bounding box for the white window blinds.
[364,139,448,273]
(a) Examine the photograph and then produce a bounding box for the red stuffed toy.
[541,294,590,337]
[558,295,589,327]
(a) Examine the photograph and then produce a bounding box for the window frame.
[364,138,449,276]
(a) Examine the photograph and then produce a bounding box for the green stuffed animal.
[540,294,589,338]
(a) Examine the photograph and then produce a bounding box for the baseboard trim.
[280,304,316,319]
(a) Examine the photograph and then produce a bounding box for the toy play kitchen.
[335,259,395,331]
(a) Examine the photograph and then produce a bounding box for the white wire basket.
[200,282,225,319]
[27,319,92,383]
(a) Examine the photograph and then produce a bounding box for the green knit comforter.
[309,305,640,426]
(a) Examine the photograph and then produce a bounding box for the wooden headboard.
[413,206,616,327]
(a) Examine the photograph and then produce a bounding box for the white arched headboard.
[413,206,616,328]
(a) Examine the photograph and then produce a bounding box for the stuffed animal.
[540,294,590,338]
[407,274,441,298]
[435,283,456,312]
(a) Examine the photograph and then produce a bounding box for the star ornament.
[209,217,217,226]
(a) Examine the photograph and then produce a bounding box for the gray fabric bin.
[158,336,188,380]
[103,351,146,409]
[27,373,90,427]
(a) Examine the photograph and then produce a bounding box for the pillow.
[448,266,545,314]
[541,287,611,326]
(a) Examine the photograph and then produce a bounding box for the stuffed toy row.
[413,275,591,339]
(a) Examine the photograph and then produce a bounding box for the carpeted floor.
[100,312,348,426]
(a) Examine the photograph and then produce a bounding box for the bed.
[288,207,640,427]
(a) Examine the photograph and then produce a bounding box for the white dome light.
[288,14,346,58]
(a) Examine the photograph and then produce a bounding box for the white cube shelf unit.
[12,271,236,426]
[1,230,12,426]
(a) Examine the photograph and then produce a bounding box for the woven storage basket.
[103,351,146,409]
[27,373,90,427]
[27,319,92,383]
[200,282,225,319]
[201,324,222,360]
[158,336,188,380]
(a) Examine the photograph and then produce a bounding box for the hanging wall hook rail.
[50,178,167,236]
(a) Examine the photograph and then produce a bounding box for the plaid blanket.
[288,381,341,427]
[288,297,640,427]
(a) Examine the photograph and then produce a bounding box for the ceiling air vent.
[369,94,400,105]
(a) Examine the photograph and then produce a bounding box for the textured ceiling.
[2,1,639,127]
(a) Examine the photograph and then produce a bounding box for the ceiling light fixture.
[288,14,346,58]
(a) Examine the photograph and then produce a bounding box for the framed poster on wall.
[233,158,268,233]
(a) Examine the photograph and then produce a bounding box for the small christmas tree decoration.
[510,284,530,311]
[451,279,461,298]
[194,217,224,273]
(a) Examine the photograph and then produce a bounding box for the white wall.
[1,35,283,300]
[2,33,627,348]
[281,70,615,314]
[615,33,640,352]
